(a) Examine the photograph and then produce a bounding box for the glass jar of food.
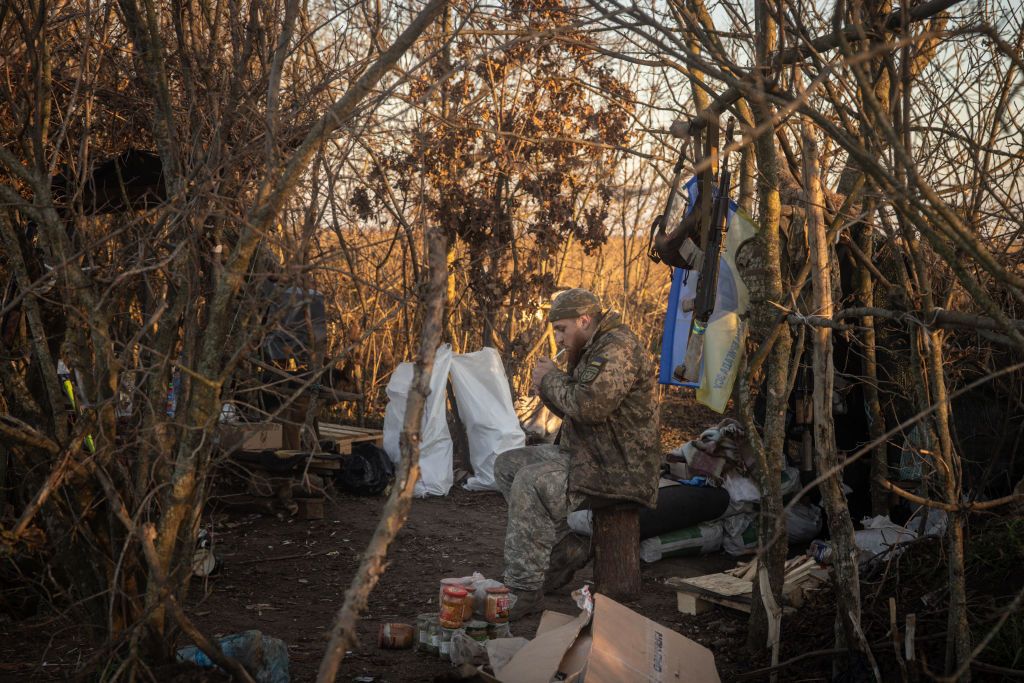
[484,586,511,624]
[438,626,457,659]
[416,613,436,653]
[438,578,466,605]
[426,618,440,654]
[439,586,468,629]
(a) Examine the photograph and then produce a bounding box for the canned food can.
[487,622,511,640]
[808,539,834,564]
[465,620,489,642]
[378,622,415,649]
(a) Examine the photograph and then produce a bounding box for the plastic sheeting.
[449,348,526,491]
[383,344,454,497]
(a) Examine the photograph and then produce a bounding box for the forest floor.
[5,390,1016,681]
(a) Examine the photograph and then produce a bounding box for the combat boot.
[508,587,545,621]
[543,533,590,594]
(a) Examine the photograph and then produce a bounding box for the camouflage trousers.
[495,444,571,591]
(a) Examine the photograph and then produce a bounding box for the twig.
[233,549,336,565]
[734,648,846,679]
[879,478,1024,512]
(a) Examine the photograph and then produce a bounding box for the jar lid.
[443,586,468,598]
[485,586,510,594]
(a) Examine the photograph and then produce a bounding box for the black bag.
[337,442,394,495]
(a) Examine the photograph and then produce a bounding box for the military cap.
[547,288,602,322]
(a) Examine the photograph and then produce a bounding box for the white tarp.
[449,348,526,491]
[383,344,454,497]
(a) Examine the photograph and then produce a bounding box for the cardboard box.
[218,422,283,452]
[480,593,720,683]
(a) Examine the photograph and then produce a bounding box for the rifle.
[648,120,710,269]
[678,118,736,383]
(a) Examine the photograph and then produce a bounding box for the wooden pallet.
[317,423,383,454]
[667,557,826,615]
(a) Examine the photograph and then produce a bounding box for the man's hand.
[531,356,557,394]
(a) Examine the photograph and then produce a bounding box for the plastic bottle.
[176,630,289,682]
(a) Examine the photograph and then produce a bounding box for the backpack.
[337,442,394,495]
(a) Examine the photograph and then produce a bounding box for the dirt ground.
[0,390,766,682]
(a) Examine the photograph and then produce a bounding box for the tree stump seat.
[592,499,641,600]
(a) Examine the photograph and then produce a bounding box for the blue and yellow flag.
[658,177,757,412]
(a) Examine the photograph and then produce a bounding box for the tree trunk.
[743,0,791,655]
[853,203,889,516]
[804,118,877,679]
[593,504,641,600]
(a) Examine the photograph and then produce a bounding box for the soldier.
[495,288,660,619]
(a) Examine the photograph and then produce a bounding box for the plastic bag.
[485,637,530,672]
[722,513,758,556]
[449,348,526,491]
[855,514,919,563]
[640,520,724,563]
[473,579,508,616]
[337,442,394,495]
[721,473,759,504]
[449,629,487,666]
[383,344,454,497]
[515,394,561,441]
[780,466,801,499]
[786,503,822,544]
[176,630,289,683]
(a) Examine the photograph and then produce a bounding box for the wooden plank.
[317,423,383,451]
[676,591,712,615]
[668,568,818,617]
[318,423,383,439]
[671,572,753,597]
[319,427,376,437]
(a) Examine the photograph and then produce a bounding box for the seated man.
[495,288,660,619]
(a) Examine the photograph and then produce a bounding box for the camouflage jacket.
[539,311,660,508]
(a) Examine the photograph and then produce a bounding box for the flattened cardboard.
[587,594,720,682]
[479,594,719,683]
[493,609,590,683]
[538,611,592,682]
